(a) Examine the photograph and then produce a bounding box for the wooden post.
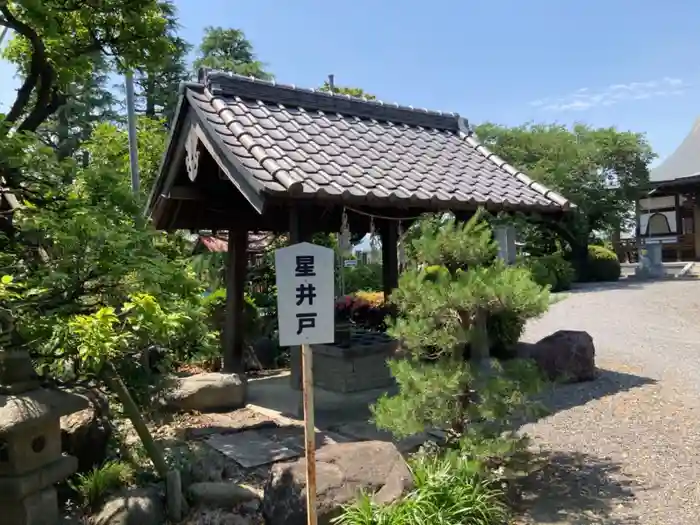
[301,343,318,525]
[381,220,399,299]
[223,229,248,374]
[288,205,311,408]
[675,193,683,261]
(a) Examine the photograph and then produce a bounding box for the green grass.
[334,452,509,525]
[70,460,135,510]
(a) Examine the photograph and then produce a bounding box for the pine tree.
[372,211,549,441]
[193,27,272,80]
[133,9,191,124]
[39,55,119,161]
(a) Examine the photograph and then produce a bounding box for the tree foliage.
[318,81,377,100]
[133,9,191,123]
[474,123,655,259]
[372,212,548,440]
[193,26,272,80]
[0,0,174,134]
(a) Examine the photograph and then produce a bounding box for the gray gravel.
[518,279,700,524]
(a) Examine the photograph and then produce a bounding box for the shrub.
[373,213,549,440]
[583,245,621,282]
[343,263,383,294]
[203,288,260,337]
[486,309,525,359]
[335,446,510,525]
[71,460,134,510]
[353,290,385,307]
[525,253,575,292]
[334,293,390,332]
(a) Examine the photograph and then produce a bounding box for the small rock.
[518,329,596,383]
[262,440,413,525]
[189,482,262,509]
[165,372,247,412]
[92,487,164,525]
[61,389,112,473]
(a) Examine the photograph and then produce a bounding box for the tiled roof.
[184,70,571,212]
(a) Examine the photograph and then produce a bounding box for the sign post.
[275,242,335,525]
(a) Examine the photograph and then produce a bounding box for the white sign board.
[275,242,335,347]
[343,259,357,268]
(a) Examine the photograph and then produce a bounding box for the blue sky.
[1,0,698,163]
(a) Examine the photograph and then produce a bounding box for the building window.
[647,213,672,235]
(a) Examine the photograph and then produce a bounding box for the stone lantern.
[0,315,88,525]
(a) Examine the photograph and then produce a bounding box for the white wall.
[639,195,678,210]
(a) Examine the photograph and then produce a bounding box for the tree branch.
[0,5,47,127]
[19,85,65,133]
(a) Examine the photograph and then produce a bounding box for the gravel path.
[518,279,700,524]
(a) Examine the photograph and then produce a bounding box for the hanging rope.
[398,220,407,268]
[344,205,425,222]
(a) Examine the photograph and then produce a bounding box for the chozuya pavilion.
[635,117,700,262]
[146,68,572,385]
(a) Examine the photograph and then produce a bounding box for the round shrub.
[585,245,621,282]
[527,253,575,292]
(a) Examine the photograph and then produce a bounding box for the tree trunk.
[570,240,589,281]
[145,77,156,118]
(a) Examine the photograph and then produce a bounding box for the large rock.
[61,389,112,473]
[262,441,413,525]
[165,372,247,412]
[188,481,262,509]
[518,330,596,383]
[92,487,164,525]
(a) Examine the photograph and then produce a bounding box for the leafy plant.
[343,263,383,294]
[335,447,510,525]
[524,253,575,292]
[582,245,621,282]
[71,460,134,511]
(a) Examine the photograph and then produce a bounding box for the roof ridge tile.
[200,68,460,131]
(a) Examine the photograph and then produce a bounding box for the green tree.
[193,26,272,80]
[0,0,174,135]
[474,123,654,265]
[372,212,548,439]
[41,55,120,161]
[318,81,377,100]
[3,118,206,387]
[133,10,191,123]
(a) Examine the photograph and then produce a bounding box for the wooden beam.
[381,220,399,298]
[167,186,207,200]
[223,228,248,374]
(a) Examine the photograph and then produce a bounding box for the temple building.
[637,117,700,261]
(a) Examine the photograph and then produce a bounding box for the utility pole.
[125,71,140,194]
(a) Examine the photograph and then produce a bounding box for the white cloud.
[531,77,689,112]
